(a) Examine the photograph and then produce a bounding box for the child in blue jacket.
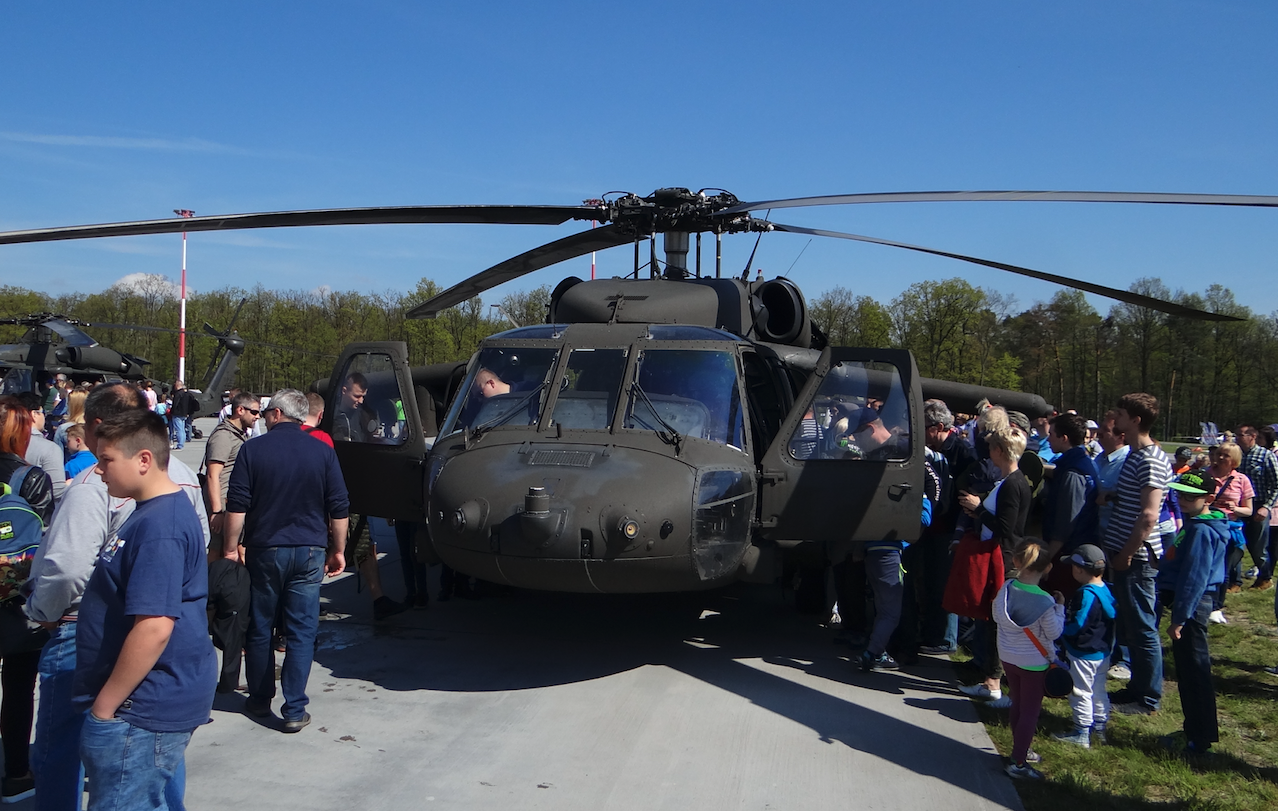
[1158,469,1230,756]
[1053,543,1116,748]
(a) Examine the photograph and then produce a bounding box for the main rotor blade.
[0,206,603,245]
[768,222,1244,322]
[407,224,632,319]
[721,190,1278,216]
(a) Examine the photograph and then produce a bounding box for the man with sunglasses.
[204,391,261,555]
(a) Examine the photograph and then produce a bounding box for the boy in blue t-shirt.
[71,410,216,809]
[62,423,97,480]
[1053,543,1117,748]
[1157,469,1230,756]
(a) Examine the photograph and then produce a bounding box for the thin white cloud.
[0,131,248,155]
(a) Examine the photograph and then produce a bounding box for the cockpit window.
[441,347,559,434]
[788,360,911,461]
[550,348,627,430]
[624,349,745,451]
[331,353,408,446]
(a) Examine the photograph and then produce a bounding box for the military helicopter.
[2,187,1274,593]
[0,310,245,416]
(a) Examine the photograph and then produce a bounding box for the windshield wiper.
[470,381,548,442]
[629,381,683,456]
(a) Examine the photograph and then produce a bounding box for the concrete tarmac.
[165,421,1024,811]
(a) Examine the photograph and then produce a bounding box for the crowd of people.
[0,376,393,809]
[833,390,1277,780]
[3,371,1275,803]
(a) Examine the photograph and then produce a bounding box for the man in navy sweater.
[223,389,350,733]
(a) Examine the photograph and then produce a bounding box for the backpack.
[0,466,44,603]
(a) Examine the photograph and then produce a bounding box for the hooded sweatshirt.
[1062,582,1117,661]
[1043,445,1099,553]
[1157,508,1229,629]
[993,578,1066,671]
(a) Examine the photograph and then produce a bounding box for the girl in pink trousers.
[993,539,1066,780]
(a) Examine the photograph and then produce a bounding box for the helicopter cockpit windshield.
[444,347,560,434]
[624,349,746,451]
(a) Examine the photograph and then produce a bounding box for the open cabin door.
[758,348,923,544]
[325,342,428,521]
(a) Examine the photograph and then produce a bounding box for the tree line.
[4,274,1274,439]
[812,277,1278,438]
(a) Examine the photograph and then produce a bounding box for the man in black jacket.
[169,380,200,450]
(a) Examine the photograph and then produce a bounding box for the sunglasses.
[243,407,261,416]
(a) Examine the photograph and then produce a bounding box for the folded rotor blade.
[721,190,1278,216]
[0,206,603,245]
[769,222,1244,322]
[406,224,632,319]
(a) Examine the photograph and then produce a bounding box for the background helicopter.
[0,308,245,416]
[2,186,1275,593]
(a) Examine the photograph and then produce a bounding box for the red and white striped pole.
[174,209,194,383]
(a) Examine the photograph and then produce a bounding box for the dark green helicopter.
[0,308,250,417]
[1,187,1270,593]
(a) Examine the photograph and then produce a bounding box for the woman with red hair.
[0,394,54,803]
[0,396,53,523]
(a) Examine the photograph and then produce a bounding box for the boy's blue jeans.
[80,715,189,811]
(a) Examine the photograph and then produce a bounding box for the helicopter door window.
[442,347,560,434]
[624,349,746,451]
[788,361,911,461]
[331,353,408,445]
[550,348,627,430]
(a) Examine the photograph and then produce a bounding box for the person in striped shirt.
[1102,393,1171,716]
[1236,424,1277,591]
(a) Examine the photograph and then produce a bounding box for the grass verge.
[959,580,1278,810]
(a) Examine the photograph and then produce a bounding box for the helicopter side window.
[788,361,911,462]
[330,353,408,446]
[550,348,627,430]
[442,347,560,434]
[624,349,746,451]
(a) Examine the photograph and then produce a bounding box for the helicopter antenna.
[741,210,771,280]
[784,239,814,276]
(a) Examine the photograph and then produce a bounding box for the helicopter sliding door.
[758,348,923,544]
[325,342,428,521]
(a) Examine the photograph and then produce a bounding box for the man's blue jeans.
[244,545,324,721]
[1244,519,1272,581]
[1111,558,1163,709]
[31,622,85,811]
[80,715,189,811]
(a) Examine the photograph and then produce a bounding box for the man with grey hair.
[224,389,349,733]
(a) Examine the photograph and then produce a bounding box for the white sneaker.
[1108,663,1132,680]
[1208,610,1228,625]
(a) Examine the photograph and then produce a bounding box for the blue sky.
[2,2,1275,318]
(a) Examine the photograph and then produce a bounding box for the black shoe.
[244,697,273,718]
[1,771,35,804]
[919,644,957,655]
[1108,688,1135,705]
[859,651,900,672]
[412,592,430,609]
[282,712,311,733]
[373,596,408,621]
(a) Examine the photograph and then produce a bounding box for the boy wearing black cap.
[1158,469,1230,756]
[1053,544,1117,748]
